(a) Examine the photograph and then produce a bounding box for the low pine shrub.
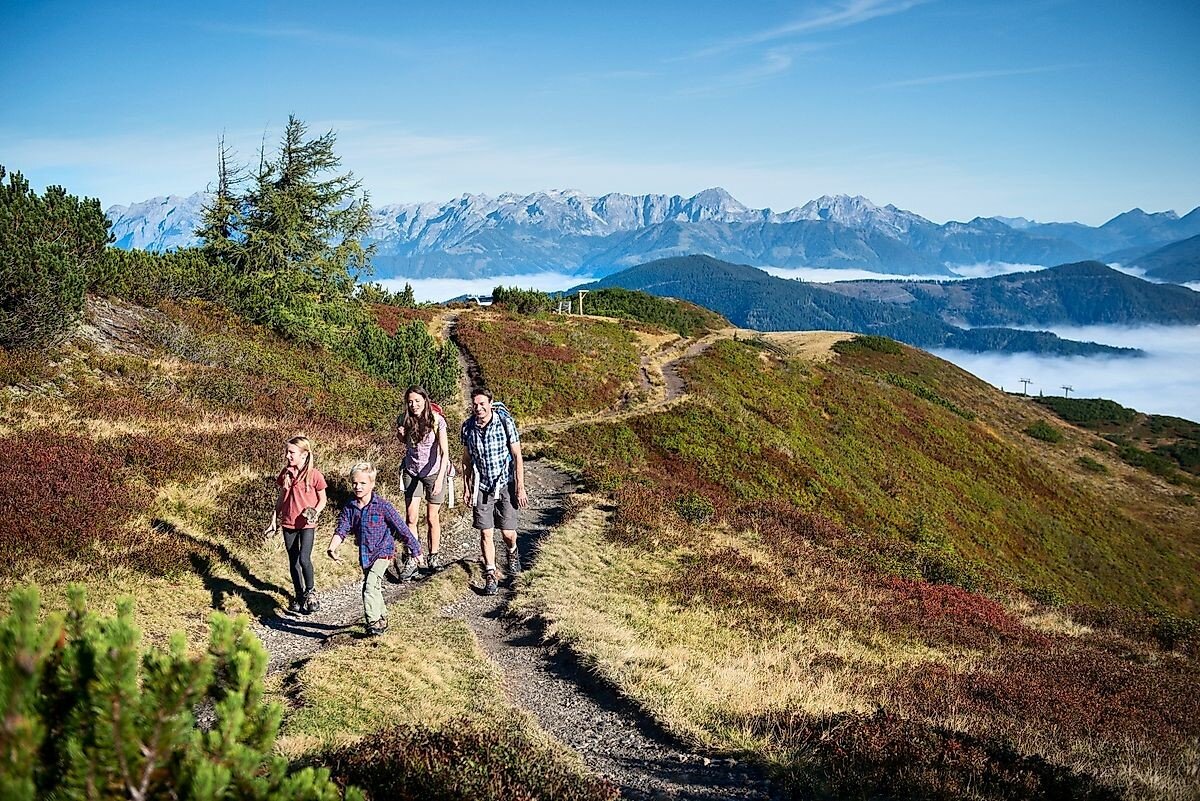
[0,586,359,801]
[1076,455,1108,474]
[322,719,616,801]
[833,335,903,355]
[1024,419,1063,443]
[673,490,715,525]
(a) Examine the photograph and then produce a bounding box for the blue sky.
[2,0,1197,224]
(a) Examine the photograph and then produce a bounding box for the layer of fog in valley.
[379,272,590,304]
[933,324,1200,423]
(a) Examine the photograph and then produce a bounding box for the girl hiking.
[268,435,327,614]
[396,385,450,572]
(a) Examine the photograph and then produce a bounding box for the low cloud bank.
[763,263,1046,283]
[378,272,590,304]
[933,324,1200,422]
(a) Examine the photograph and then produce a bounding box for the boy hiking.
[327,462,421,635]
[460,387,527,596]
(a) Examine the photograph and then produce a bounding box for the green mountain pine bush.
[0,586,361,801]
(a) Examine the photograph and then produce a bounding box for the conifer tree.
[195,135,243,266]
[0,586,361,801]
[0,167,111,349]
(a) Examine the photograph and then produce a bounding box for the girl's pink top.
[276,466,327,529]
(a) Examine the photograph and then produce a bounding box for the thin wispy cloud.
[193,21,412,56]
[686,0,929,59]
[875,63,1083,89]
[678,49,796,96]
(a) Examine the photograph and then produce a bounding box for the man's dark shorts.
[473,481,519,530]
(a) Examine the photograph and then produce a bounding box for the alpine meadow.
[4,2,1200,798]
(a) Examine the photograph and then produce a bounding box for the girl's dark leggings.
[283,526,316,599]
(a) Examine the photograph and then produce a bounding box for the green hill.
[823,260,1200,326]
[587,255,1140,355]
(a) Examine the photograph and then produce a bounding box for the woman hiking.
[397,385,450,572]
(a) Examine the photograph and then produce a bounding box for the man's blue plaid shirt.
[461,406,519,497]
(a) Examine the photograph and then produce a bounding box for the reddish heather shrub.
[0,431,138,577]
[370,303,434,335]
[873,575,1048,649]
[753,709,1120,801]
[321,719,617,801]
[895,647,1200,744]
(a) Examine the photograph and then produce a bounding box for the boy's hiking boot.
[303,591,320,615]
[366,618,388,636]
[399,556,420,582]
[483,571,499,596]
[507,547,522,576]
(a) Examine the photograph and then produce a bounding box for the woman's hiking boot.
[507,547,522,576]
[483,570,499,596]
[427,551,442,573]
[303,590,320,615]
[399,556,420,582]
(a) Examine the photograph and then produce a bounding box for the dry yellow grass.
[756,330,853,362]
[276,564,518,757]
[511,499,964,754]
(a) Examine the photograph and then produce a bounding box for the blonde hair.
[349,461,377,480]
[284,435,317,490]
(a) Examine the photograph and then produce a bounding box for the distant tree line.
[0,116,457,400]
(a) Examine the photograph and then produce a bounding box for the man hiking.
[461,387,527,596]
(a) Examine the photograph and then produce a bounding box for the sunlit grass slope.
[454,309,642,421]
[524,335,1200,800]
[0,295,411,637]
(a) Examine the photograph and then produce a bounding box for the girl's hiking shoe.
[287,599,303,614]
[303,591,320,615]
[483,572,499,596]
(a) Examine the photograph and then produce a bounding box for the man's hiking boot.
[483,571,499,596]
[399,556,420,582]
[366,618,388,636]
[303,591,320,615]
[507,547,522,576]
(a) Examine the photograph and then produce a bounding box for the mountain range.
[106,189,1200,280]
[580,255,1200,356]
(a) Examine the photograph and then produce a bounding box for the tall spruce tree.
[237,116,373,285]
[195,135,242,266]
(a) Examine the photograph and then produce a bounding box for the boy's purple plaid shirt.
[461,408,520,496]
[334,494,420,568]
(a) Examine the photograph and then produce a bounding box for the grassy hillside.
[522,334,1199,800]
[0,295,617,800]
[453,309,641,421]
